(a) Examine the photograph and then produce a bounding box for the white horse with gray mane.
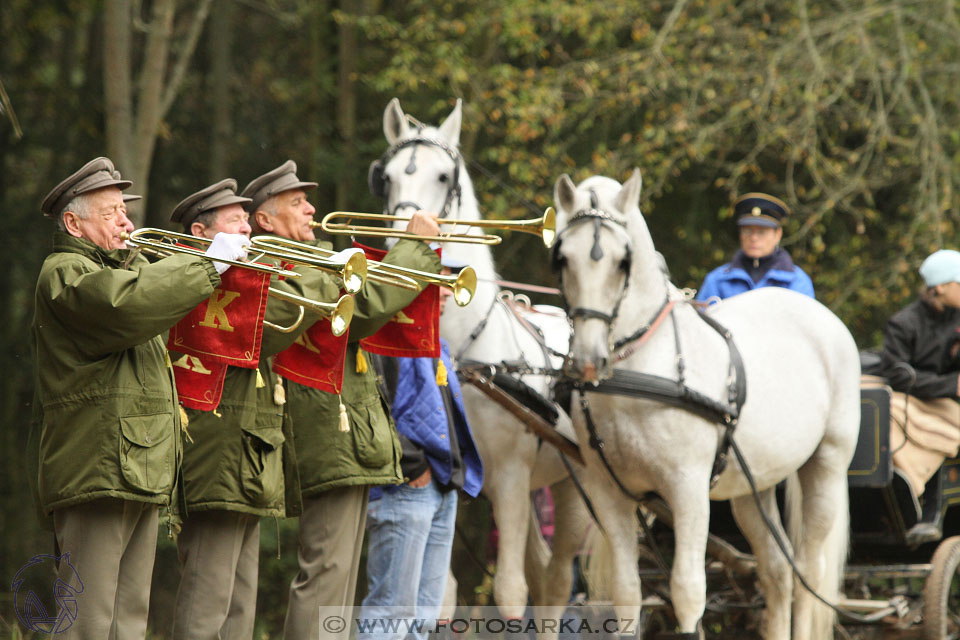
[371,97,594,617]
[551,169,860,639]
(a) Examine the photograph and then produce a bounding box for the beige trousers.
[890,392,960,495]
[172,510,260,640]
[283,485,368,640]
[53,498,159,640]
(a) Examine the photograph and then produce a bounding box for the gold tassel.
[256,368,266,388]
[356,347,368,374]
[436,359,448,387]
[273,376,286,406]
[338,397,350,432]
[178,405,194,444]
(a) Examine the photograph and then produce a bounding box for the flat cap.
[240,160,318,213]
[41,157,133,217]
[734,192,791,229]
[170,179,252,228]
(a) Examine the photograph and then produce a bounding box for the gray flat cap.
[240,160,318,213]
[41,157,133,217]
[170,179,252,228]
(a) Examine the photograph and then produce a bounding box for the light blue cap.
[919,249,960,287]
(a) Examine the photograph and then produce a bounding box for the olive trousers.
[172,510,260,640]
[54,498,159,640]
[283,485,369,640]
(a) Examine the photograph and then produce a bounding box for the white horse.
[372,97,594,618]
[551,169,860,639]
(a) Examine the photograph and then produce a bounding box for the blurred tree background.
[2,0,960,636]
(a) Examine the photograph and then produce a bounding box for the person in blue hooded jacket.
[361,262,483,639]
[696,192,814,302]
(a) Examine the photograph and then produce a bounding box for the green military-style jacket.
[177,263,339,518]
[32,233,220,515]
[287,238,441,500]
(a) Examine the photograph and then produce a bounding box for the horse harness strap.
[612,298,675,360]
[576,307,746,501]
[458,366,584,465]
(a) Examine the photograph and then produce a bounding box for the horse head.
[371,98,475,225]
[553,168,660,382]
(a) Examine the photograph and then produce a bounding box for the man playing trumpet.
[240,159,443,639]
[31,157,249,638]
[167,179,344,639]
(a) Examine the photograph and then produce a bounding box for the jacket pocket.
[239,425,285,507]
[350,399,394,469]
[119,413,174,494]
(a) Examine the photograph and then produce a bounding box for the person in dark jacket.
[881,249,960,544]
[361,262,483,639]
[31,158,248,639]
[696,192,814,302]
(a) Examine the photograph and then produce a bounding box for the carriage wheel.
[923,535,960,639]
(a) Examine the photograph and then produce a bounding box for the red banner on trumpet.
[354,242,441,359]
[170,352,228,411]
[167,266,271,369]
[272,318,350,394]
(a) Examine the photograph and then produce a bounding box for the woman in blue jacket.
[696,192,814,302]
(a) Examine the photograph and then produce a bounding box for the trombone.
[252,235,477,307]
[314,206,557,248]
[122,229,355,334]
[124,228,367,294]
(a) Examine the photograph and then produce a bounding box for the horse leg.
[580,472,643,633]
[792,452,850,640]
[490,467,533,619]
[541,478,591,611]
[663,481,711,638]
[524,497,551,606]
[729,489,793,640]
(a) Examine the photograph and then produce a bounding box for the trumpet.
[123,228,366,294]
[266,290,354,336]
[252,236,477,307]
[121,229,356,334]
[251,236,419,292]
[313,207,557,248]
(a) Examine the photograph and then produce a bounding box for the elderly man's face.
[260,189,316,243]
[193,204,252,240]
[64,187,134,250]
[739,224,782,259]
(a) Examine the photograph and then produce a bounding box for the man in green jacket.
[32,157,250,639]
[168,179,344,639]
[240,160,442,639]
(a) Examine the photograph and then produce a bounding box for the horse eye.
[438,174,449,183]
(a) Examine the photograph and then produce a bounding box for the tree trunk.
[208,0,234,181]
[103,0,133,180]
[335,0,362,212]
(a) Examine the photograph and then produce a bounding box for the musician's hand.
[408,468,432,488]
[404,210,441,239]
[205,232,251,274]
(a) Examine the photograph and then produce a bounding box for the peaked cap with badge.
[734,192,791,229]
[240,160,318,213]
[170,179,252,229]
[41,157,133,217]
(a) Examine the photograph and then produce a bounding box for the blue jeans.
[361,479,458,640]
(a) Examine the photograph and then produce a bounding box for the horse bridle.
[368,135,463,218]
[551,190,634,331]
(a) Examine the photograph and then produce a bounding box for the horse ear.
[554,174,578,217]
[614,168,643,214]
[383,98,409,145]
[438,99,462,147]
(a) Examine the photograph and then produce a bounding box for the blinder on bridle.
[368,136,463,218]
[551,189,633,327]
